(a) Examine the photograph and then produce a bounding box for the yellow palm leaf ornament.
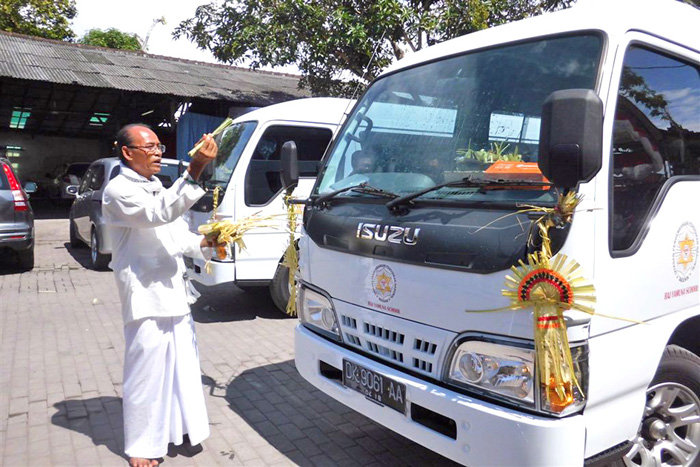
[468,191,597,411]
[506,192,595,410]
[282,193,300,316]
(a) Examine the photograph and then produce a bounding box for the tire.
[17,247,34,271]
[90,229,110,271]
[69,219,82,248]
[269,262,291,314]
[620,345,700,467]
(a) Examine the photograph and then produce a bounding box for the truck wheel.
[17,247,34,271]
[69,219,82,248]
[90,229,110,271]
[269,262,291,314]
[621,345,700,466]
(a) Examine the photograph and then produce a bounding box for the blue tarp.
[176,112,225,161]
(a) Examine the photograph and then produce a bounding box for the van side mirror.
[280,140,299,192]
[538,89,603,188]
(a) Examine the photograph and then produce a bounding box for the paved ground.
[0,205,457,466]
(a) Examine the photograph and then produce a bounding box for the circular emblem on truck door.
[673,222,698,283]
[372,264,396,302]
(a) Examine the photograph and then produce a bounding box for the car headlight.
[298,285,341,342]
[447,339,535,406]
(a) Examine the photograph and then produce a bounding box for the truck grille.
[337,305,455,380]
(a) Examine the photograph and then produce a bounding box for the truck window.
[611,46,700,251]
[245,125,333,206]
[316,33,602,203]
[208,121,258,190]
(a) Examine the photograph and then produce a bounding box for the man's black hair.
[114,123,152,164]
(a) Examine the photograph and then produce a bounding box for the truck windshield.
[206,121,257,188]
[316,33,602,205]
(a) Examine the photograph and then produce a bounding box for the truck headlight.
[540,343,588,416]
[298,286,341,342]
[447,340,535,406]
[447,338,589,416]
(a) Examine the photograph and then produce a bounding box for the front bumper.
[295,324,586,466]
[184,255,236,286]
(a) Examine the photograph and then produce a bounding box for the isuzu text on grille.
[356,222,420,245]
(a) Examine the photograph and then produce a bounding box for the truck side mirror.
[538,89,603,188]
[280,140,299,192]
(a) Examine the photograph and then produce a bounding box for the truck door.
[584,35,699,459]
[596,38,700,330]
[235,123,334,281]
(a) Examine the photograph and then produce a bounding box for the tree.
[0,0,76,41]
[174,0,573,96]
[79,28,142,51]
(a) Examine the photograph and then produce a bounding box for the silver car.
[68,157,188,270]
[0,158,36,271]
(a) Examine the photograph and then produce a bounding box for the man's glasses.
[127,144,166,154]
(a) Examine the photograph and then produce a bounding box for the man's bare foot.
[129,457,158,467]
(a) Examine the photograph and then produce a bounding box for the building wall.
[0,131,106,182]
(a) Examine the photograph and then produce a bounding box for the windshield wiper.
[313,182,398,206]
[386,175,552,211]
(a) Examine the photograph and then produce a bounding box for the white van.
[288,1,700,465]
[183,97,353,311]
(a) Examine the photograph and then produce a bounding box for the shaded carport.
[0,30,309,184]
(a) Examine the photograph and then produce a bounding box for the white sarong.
[123,313,210,459]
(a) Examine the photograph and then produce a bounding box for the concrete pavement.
[0,215,456,466]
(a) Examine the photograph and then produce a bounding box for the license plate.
[342,359,407,414]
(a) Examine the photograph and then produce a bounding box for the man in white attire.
[103,123,218,467]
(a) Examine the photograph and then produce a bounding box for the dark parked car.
[46,162,90,202]
[0,158,36,270]
[68,157,188,270]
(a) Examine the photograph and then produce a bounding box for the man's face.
[356,156,373,173]
[122,126,163,179]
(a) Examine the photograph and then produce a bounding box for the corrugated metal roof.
[0,30,308,105]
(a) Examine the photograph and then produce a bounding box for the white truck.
[285,1,700,465]
[183,98,353,311]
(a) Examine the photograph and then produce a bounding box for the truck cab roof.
[232,97,355,127]
[383,0,700,78]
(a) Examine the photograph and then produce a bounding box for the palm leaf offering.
[467,192,596,412]
[187,117,234,157]
[198,213,280,274]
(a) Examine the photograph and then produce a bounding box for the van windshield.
[206,121,257,188]
[316,33,602,205]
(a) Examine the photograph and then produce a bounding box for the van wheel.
[17,247,34,271]
[90,229,110,271]
[621,345,700,467]
[69,219,82,248]
[269,263,291,314]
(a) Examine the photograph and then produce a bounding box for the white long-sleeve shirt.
[103,164,207,324]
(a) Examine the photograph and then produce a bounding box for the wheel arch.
[667,315,700,358]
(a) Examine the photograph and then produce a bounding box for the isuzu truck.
[286,1,700,465]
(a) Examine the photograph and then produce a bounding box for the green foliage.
[455,141,522,165]
[0,0,76,40]
[79,28,142,51]
[174,0,573,97]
